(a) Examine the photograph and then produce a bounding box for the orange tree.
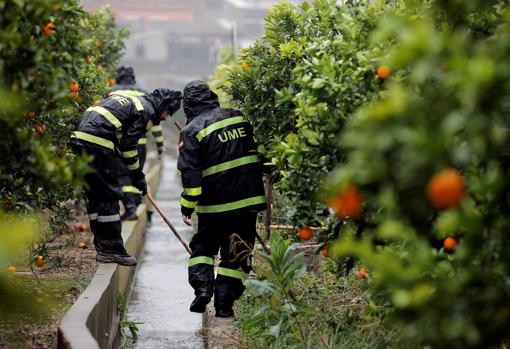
[325,0,510,347]
[223,0,403,225]
[0,0,127,226]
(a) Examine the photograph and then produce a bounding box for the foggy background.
[81,0,301,91]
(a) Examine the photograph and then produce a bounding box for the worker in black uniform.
[177,80,266,317]
[71,88,182,266]
[109,66,165,220]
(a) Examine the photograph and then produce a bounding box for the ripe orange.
[358,267,367,279]
[78,242,86,249]
[321,246,329,258]
[37,256,44,268]
[443,237,457,251]
[298,227,313,241]
[376,65,391,79]
[34,123,45,135]
[108,78,116,86]
[26,111,36,119]
[329,184,363,219]
[42,22,56,35]
[240,62,250,69]
[6,266,16,273]
[70,82,79,92]
[78,223,88,232]
[427,168,465,210]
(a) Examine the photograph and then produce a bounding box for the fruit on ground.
[359,267,367,279]
[67,225,76,234]
[79,242,86,249]
[329,184,363,219]
[443,237,457,251]
[6,266,16,273]
[108,78,116,85]
[377,65,391,79]
[78,223,88,232]
[37,256,44,268]
[427,168,465,210]
[298,227,313,240]
[321,246,329,257]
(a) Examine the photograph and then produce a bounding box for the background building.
[81,0,300,90]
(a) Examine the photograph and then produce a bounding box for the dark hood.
[145,88,182,122]
[183,80,220,120]
[116,66,136,85]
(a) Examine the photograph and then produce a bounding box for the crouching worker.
[71,88,182,266]
[177,81,266,317]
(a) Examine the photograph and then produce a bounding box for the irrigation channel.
[125,149,203,349]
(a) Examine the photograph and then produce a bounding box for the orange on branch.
[298,227,313,241]
[443,237,457,251]
[359,267,367,279]
[377,65,391,79]
[427,168,465,210]
[329,184,363,219]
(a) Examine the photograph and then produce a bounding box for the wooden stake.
[147,193,192,255]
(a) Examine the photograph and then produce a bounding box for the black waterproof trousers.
[119,143,147,212]
[72,144,130,256]
[188,212,256,310]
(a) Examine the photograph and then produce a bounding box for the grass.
[0,274,93,348]
[235,255,403,349]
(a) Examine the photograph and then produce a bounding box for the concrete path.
[125,151,203,349]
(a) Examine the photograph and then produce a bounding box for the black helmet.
[183,80,219,119]
[116,66,136,84]
[149,88,182,121]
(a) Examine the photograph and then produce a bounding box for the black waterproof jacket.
[71,89,179,178]
[109,84,163,148]
[177,81,266,216]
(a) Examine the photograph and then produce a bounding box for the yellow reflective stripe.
[217,267,247,281]
[122,150,138,158]
[188,256,214,267]
[109,90,145,96]
[151,125,163,132]
[197,195,266,214]
[122,186,142,194]
[138,137,147,145]
[154,136,164,143]
[202,155,259,177]
[127,160,140,170]
[180,197,197,208]
[71,131,114,150]
[196,116,245,142]
[184,187,202,196]
[87,106,122,129]
[110,93,144,111]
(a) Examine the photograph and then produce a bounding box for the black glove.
[132,173,147,195]
[181,205,194,217]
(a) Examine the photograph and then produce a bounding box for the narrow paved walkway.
[126,150,203,349]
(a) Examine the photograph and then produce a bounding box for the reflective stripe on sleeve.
[184,187,202,196]
[88,213,98,221]
[138,137,147,145]
[87,106,122,129]
[122,150,138,158]
[180,197,197,208]
[196,195,265,214]
[122,186,142,194]
[109,90,145,96]
[97,214,121,223]
[127,160,140,170]
[151,125,163,132]
[71,131,114,150]
[202,155,259,177]
[188,256,214,267]
[195,116,245,142]
[217,267,247,281]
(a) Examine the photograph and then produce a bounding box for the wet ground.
[125,151,203,349]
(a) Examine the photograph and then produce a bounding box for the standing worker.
[71,88,182,266]
[178,80,266,317]
[109,66,165,220]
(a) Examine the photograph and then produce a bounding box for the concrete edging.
[58,159,162,349]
